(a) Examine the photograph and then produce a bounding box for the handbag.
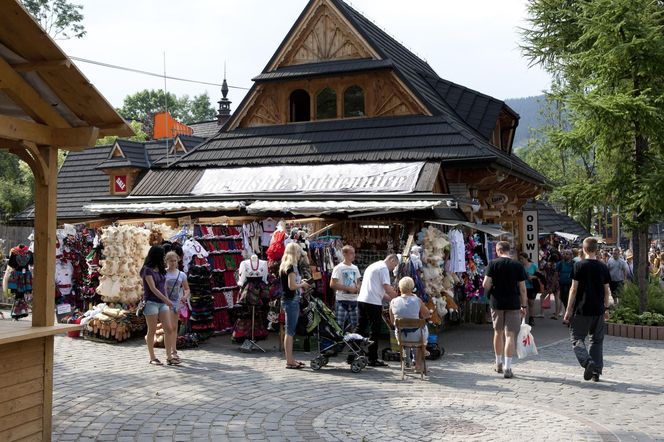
[136,300,146,317]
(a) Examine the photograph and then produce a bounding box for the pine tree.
[522,0,664,312]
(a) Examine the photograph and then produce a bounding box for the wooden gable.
[110,142,125,158]
[233,70,428,129]
[269,0,379,69]
[170,137,188,154]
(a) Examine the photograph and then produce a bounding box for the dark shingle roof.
[189,120,222,138]
[524,200,591,238]
[253,58,393,82]
[96,139,150,169]
[131,115,547,196]
[329,0,518,141]
[13,146,114,221]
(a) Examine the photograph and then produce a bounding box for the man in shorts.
[330,245,362,332]
[483,241,527,378]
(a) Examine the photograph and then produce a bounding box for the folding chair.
[394,318,427,380]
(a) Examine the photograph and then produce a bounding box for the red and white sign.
[114,175,127,193]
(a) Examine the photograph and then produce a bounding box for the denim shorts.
[144,300,170,316]
[282,295,301,337]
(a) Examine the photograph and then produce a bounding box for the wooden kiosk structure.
[0,1,132,439]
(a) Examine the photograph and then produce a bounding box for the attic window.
[344,85,365,117]
[289,89,311,122]
[316,87,337,120]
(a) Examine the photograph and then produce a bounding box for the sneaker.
[592,372,600,382]
[503,368,513,379]
[367,360,389,367]
[493,363,503,374]
[584,361,596,381]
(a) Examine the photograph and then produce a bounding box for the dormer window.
[290,89,311,122]
[344,85,365,117]
[316,87,337,120]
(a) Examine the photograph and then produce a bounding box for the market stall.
[0,2,132,439]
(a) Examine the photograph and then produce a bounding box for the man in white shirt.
[607,249,629,302]
[357,254,399,367]
[330,246,362,332]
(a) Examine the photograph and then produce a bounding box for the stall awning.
[84,201,245,214]
[246,200,450,216]
[554,231,580,241]
[426,220,510,237]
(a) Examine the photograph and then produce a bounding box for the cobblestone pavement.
[49,320,664,441]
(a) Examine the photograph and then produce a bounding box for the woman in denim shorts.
[141,246,177,365]
[279,242,311,369]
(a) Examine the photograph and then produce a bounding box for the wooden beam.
[98,123,134,138]
[0,114,99,149]
[52,126,99,149]
[0,56,70,128]
[0,114,52,145]
[10,59,71,73]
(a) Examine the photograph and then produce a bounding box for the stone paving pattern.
[43,318,664,441]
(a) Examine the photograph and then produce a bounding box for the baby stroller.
[302,296,371,373]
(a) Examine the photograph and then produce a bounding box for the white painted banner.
[522,210,539,262]
[191,162,425,195]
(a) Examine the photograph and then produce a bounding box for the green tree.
[190,92,217,122]
[95,120,148,146]
[20,0,86,39]
[0,153,33,221]
[118,89,216,128]
[522,0,664,312]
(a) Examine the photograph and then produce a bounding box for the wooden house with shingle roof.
[19,0,549,242]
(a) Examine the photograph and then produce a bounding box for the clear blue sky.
[58,0,551,109]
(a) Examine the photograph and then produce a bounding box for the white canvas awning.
[246,200,449,216]
[84,201,245,214]
[554,231,580,241]
[426,220,510,237]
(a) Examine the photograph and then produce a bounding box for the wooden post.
[31,145,57,441]
[31,146,57,328]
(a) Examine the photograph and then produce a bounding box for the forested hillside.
[505,95,545,147]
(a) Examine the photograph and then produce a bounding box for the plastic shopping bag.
[541,293,551,309]
[516,319,538,359]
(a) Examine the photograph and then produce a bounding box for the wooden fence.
[0,224,33,257]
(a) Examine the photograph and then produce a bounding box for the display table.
[0,321,81,441]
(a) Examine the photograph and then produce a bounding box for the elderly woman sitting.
[389,276,431,373]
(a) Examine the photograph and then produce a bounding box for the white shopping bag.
[516,319,538,359]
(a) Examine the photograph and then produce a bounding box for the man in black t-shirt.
[564,237,611,382]
[483,241,528,379]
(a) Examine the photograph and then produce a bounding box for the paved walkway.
[38,313,664,442]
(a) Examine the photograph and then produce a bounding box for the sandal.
[149,358,163,365]
[286,363,303,369]
[167,358,181,366]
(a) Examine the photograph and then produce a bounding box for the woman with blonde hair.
[389,276,431,373]
[164,251,190,363]
[280,242,310,369]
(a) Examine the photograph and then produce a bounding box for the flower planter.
[607,323,664,340]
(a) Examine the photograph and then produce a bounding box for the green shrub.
[637,312,664,326]
[617,281,664,315]
[609,306,639,324]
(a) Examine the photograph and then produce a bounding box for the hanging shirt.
[237,259,269,286]
[182,238,209,272]
[447,229,466,273]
